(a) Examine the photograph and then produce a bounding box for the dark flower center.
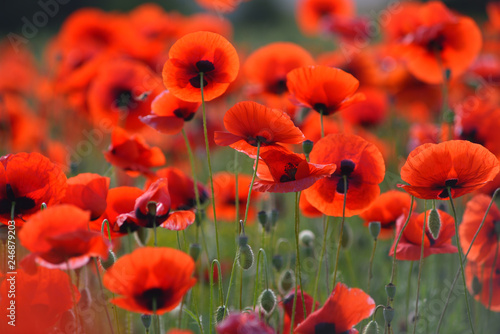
[336,160,355,194]
[313,103,329,115]
[114,90,137,110]
[189,60,215,89]
[173,108,195,121]
[280,162,299,183]
[427,34,446,52]
[459,128,485,146]
[314,322,338,334]
[135,207,170,228]
[438,178,459,198]
[137,288,172,311]
[268,78,288,95]
[0,184,36,216]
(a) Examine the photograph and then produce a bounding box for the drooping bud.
[472,276,482,296]
[238,234,248,247]
[299,230,315,248]
[237,244,254,270]
[428,209,441,239]
[383,306,395,324]
[369,221,381,240]
[302,140,314,156]
[189,243,202,261]
[99,250,116,270]
[215,305,226,324]
[362,320,380,334]
[141,314,152,329]
[385,283,396,300]
[278,269,295,294]
[272,254,283,272]
[147,201,157,216]
[259,289,277,315]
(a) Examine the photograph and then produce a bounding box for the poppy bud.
[279,269,295,294]
[272,254,283,272]
[135,226,150,246]
[302,140,314,155]
[141,314,152,329]
[472,276,482,296]
[258,211,268,230]
[259,289,277,315]
[189,243,202,261]
[100,250,116,270]
[147,201,157,216]
[385,283,396,300]
[341,224,353,249]
[299,230,315,248]
[41,202,47,211]
[270,209,279,227]
[238,244,254,270]
[215,305,226,324]
[238,234,248,247]
[383,306,395,324]
[362,320,380,334]
[369,221,381,240]
[428,208,441,239]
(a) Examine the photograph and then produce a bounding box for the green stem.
[242,141,261,226]
[152,215,157,247]
[332,175,348,288]
[94,259,116,334]
[412,202,428,334]
[209,260,224,333]
[406,261,414,330]
[234,150,239,235]
[488,240,499,314]
[368,238,378,292]
[390,196,415,284]
[312,215,330,312]
[181,128,203,211]
[200,72,220,261]
[320,109,325,138]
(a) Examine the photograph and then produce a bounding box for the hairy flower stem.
[332,175,348,288]
[413,202,428,334]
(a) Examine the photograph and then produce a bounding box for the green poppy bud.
[215,305,226,324]
[428,208,441,239]
[189,243,202,261]
[385,283,396,300]
[302,140,314,155]
[259,289,277,315]
[369,221,381,240]
[141,314,152,329]
[238,244,254,270]
[383,306,395,324]
[100,250,116,271]
[279,269,295,294]
[362,320,380,334]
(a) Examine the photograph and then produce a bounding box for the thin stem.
[239,266,243,311]
[93,259,116,334]
[242,141,261,226]
[488,240,499,314]
[152,215,157,247]
[320,109,325,138]
[234,150,240,235]
[312,215,330,312]
[200,72,220,261]
[10,201,15,222]
[412,203,428,334]
[332,175,348,288]
[447,188,475,334]
[368,238,378,292]
[390,196,415,283]
[406,261,414,330]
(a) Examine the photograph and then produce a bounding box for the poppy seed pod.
[259,289,277,315]
[272,254,283,272]
[215,305,226,324]
[428,208,441,239]
[369,221,381,240]
[100,250,116,270]
[238,244,254,270]
[362,320,380,334]
[302,139,314,155]
[299,230,315,247]
[383,306,395,324]
[279,269,295,294]
[189,243,202,261]
[385,283,396,300]
[141,314,152,329]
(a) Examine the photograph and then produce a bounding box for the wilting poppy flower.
[287,66,365,116]
[140,90,201,135]
[389,209,457,261]
[0,152,67,225]
[295,283,375,334]
[253,146,336,193]
[0,266,79,334]
[87,58,163,131]
[296,0,355,36]
[399,141,500,200]
[146,167,209,211]
[283,288,319,330]
[465,252,500,311]
[210,172,260,222]
[216,312,274,334]
[103,247,196,314]
[360,190,416,239]
[104,127,166,176]
[117,179,195,231]
[303,133,385,217]
[396,1,482,84]
[163,31,239,102]
[19,205,110,269]
[459,194,500,263]
[61,173,110,220]
[214,101,305,157]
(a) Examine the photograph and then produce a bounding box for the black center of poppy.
[114,90,136,110]
[196,60,215,73]
[173,108,195,121]
[336,176,349,194]
[460,128,485,146]
[339,159,355,175]
[427,35,445,52]
[313,103,328,115]
[280,162,299,183]
[437,178,459,198]
[269,78,288,95]
[314,322,337,334]
[137,288,171,311]
[135,207,170,228]
[0,184,36,215]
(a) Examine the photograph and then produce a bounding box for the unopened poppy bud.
[147,201,157,216]
[238,234,248,247]
[341,224,353,249]
[302,140,314,155]
[238,244,254,270]
[369,221,381,240]
[385,283,396,300]
[258,211,268,229]
[383,306,395,324]
[299,230,315,248]
[100,250,116,270]
[428,208,441,239]
[259,289,277,315]
[189,243,202,261]
[279,269,295,294]
[41,202,47,211]
[270,209,279,227]
[141,314,152,329]
[135,227,150,246]
[362,320,380,334]
[215,305,226,324]
[272,254,283,271]
[472,276,482,296]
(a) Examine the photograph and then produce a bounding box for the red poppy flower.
[340,87,388,128]
[0,41,37,96]
[299,195,323,218]
[163,31,239,102]
[303,133,385,217]
[389,209,457,261]
[399,141,500,200]
[216,312,274,334]
[92,186,144,237]
[146,167,209,211]
[287,66,365,116]
[360,190,416,240]
[140,90,201,135]
[465,252,500,311]
[459,194,500,263]
[167,330,194,334]
[61,173,110,220]
[283,288,319,330]
[214,101,305,157]
[196,0,248,13]
[19,204,110,269]
[0,152,67,225]
[297,0,355,36]
[104,127,166,176]
[87,58,163,131]
[295,283,375,334]
[177,13,233,40]
[395,1,482,84]
[253,146,336,193]
[117,179,195,231]
[0,266,79,334]
[210,172,260,223]
[103,247,196,315]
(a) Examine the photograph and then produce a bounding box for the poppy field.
[2,0,500,333]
